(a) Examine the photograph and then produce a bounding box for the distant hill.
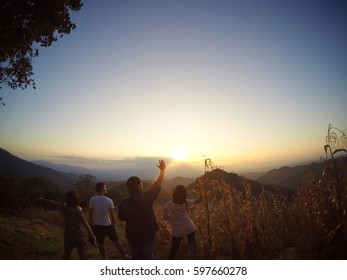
[0,148,197,187]
[188,168,293,197]
[240,171,267,180]
[32,160,147,181]
[34,159,201,181]
[257,161,325,190]
[0,148,79,186]
[33,160,91,175]
[32,161,130,181]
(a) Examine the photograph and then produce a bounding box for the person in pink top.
[164,185,203,259]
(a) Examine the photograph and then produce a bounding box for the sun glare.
[171,149,187,161]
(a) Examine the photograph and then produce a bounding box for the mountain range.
[0,148,197,187]
[256,161,325,190]
[32,159,203,182]
[0,147,329,190]
[0,148,79,185]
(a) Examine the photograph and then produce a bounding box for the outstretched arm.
[35,197,61,210]
[195,192,203,204]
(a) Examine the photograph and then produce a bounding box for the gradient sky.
[1,0,346,173]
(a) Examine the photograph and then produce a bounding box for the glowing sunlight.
[170,149,187,161]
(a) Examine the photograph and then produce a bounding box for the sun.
[171,149,187,161]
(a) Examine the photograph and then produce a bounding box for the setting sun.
[171,149,187,161]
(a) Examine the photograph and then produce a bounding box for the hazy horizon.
[4,146,324,180]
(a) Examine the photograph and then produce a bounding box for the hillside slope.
[0,148,79,185]
[257,161,324,190]
[188,168,293,197]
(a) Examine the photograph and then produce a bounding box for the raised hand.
[157,159,166,171]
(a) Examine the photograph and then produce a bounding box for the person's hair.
[65,190,80,207]
[95,182,105,193]
[172,185,187,205]
[127,176,141,195]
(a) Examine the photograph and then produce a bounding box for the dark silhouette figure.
[35,190,96,259]
[118,160,166,259]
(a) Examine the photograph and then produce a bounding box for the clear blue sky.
[1,0,346,172]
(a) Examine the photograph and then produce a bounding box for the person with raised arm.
[118,159,166,259]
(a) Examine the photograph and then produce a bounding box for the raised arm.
[146,160,166,199]
[155,159,166,185]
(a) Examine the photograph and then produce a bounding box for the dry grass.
[153,126,347,259]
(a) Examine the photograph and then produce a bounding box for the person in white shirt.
[164,185,203,259]
[89,182,127,259]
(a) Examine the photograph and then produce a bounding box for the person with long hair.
[164,185,202,259]
[35,190,96,259]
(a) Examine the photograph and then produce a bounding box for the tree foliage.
[0,0,83,95]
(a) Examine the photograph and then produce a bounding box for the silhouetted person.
[163,185,202,259]
[118,159,166,259]
[89,182,128,259]
[35,190,96,260]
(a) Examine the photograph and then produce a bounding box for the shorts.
[92,225,119,244]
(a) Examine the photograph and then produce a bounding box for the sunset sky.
[1,0,346,174]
